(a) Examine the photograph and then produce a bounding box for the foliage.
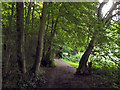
[50,60,56,67]
[17,69,46,88]
[60,58,79,68]
[61,51,83,63]
[60,54,119,88]
[113,82,120,89]
[2,1,120,88]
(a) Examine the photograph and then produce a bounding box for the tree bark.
[16,2,26,73]
[41,15,59,67]
[105,2,119,24]
[76,39,94,74]
[32,2,35,30]
[4,3,14,74]
[31,2,47,76]
[26,2,32,25]
[41,12,50,66]
[25,2,32,41]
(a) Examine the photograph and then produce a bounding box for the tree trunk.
[31,2,47,76]
[76,1,118,75]
[41,15,59,67]
[16,2,26,73]
[32,2,35,30]
[41,12,50,66]
[26,3,31,25]
[75,1,105,75]
[76,39,94,75]
[4,3,14,74]
[25,2,32,41]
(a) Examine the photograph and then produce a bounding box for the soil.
[2,58,117,88]
[41,59,109,88]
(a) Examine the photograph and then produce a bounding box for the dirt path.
[42,59,94,88]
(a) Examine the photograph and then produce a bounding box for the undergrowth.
[60,53,120,88]
[2,61,46,88]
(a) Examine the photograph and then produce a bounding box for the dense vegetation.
[2,1,120,88]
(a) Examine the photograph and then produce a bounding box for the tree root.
[76,67,92,75]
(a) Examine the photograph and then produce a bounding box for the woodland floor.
[41,59,113,88]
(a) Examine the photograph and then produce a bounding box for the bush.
[62,52,83,63]
[50,60,56,67]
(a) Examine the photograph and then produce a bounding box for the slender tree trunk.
[26,3,31,24]
[32,2,35,30]
[41,12,50,66]
[31,2,47,76]
[4,3,14,74]
[16,2,26,73]
[25,2,32,41]
[41,15,59,67]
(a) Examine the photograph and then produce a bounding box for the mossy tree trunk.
[16,2,26,73]
[31,2,47,76]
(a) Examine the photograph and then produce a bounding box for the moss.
[50,60,56,67]
[48,52,56,67]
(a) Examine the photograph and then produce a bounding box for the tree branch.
[104,2,120,24]
[105,12,119,24]
[97,0,108,18]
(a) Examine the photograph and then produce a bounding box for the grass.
[60,57,120,88]
[60,58,79,68]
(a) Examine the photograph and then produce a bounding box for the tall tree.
[41,3,63,67]
[76,1,119,75]
[4,3,14,74]
[16,2,26,73]
[31,2,47,76]
[41,14,60,67]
